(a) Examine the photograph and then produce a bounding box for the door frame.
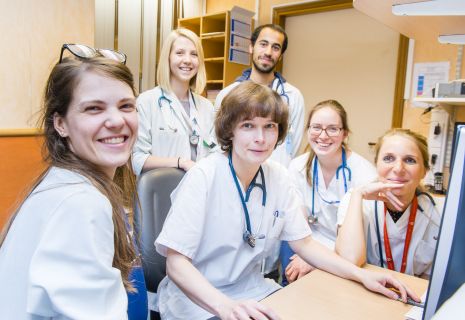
[272,0,408,128]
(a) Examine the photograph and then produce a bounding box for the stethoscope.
[242,70,290,105]
[228,151,267,248]
[158,88,200,146]
[309,148,352,224]
[374,190,438,268]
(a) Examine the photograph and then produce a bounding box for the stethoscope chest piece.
[189,132,199,146]
[243,231,256,248]
[308,215,318,225]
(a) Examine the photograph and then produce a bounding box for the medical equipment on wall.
[228,151,266,248]
[309,148,352,225]
[425,107,449,186]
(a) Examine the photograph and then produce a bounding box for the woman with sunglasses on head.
[336,129,440,278]
[0,45,147,319]
[154,82,416,320]
[279,100,377,284]
[132,28,216,174]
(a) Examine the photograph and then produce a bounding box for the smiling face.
[376,135,426,200]
[169,35,199,86]
[231,116,279,171]
[307,106,347,158]
[53,71,138,178]
[250,27,284,74]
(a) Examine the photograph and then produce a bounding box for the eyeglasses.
[308,124,343,137]
[59,44,127,64]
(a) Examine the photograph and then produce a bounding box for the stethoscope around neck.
[243,71,290,105]
[373,190,438,268]
[157,88,200,145]
[309,148,352,224]
[228,151,267,248]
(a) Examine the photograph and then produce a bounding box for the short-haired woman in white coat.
[133,28,216,174]
[155,81,417,320]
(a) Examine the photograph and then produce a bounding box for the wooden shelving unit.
[179,9,253,96]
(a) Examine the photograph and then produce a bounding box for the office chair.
[133,168,185,320]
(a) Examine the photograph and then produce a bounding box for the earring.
[58,131,67,137]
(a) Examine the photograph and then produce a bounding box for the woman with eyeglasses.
[0,46,147,319]
[280,100,377,284]
[132,28,216,174]
[154,82,416,320]
[336,129,440,278]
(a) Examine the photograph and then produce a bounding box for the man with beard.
[214,24,304,168]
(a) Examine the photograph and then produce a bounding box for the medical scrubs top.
[0,167,129,319]
[155,152,311,319]
[289,151,377,248]
[337,191,440,276]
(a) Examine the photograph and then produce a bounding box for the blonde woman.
[133,28,216,174]
[336,129,440,278]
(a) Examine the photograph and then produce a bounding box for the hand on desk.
[219,299,281,320]
[285,254,315,283]
[358,268,421,303]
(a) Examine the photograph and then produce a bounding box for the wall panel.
[0,136,45,228]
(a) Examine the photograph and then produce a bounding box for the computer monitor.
[423,125,465,319]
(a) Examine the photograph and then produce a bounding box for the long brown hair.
[304,100,351,185]
[0,57,137,291]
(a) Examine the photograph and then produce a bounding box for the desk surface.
[262,264,428,320]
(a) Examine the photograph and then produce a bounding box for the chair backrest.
[134,168,185,292]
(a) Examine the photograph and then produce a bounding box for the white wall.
[283,8,400,161]
[0,0,94,129]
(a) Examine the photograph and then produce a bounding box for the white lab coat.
[0,167,127,320]
[155,152,311,320]
[337,191,440,277]
[289,151,377,248]
[214,75,305,167]
[132,86,216,175]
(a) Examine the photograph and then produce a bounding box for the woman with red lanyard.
[335,129,440,278]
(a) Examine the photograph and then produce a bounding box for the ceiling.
[353,0,465,43]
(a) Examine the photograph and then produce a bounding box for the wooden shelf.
[413,97,465,106]
[207,80,224,84]
[179,8,253,90]
[201,32,225,39]
[204,57,224,63]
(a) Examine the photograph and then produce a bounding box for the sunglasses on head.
[59,44,127,64]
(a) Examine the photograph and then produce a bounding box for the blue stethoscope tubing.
[158,88,197,110]
[242,72,290,105]
[228,151,266,245]
[311,148,352,217]
[373,190,437,268]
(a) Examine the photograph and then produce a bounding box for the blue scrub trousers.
[127,266,148,320]
[279,241,296,286]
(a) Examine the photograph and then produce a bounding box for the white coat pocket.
[153,129,189,158]
[413,240,436,276]
[264,212,285,255]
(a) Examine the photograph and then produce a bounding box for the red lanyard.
[383,196,418,273]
